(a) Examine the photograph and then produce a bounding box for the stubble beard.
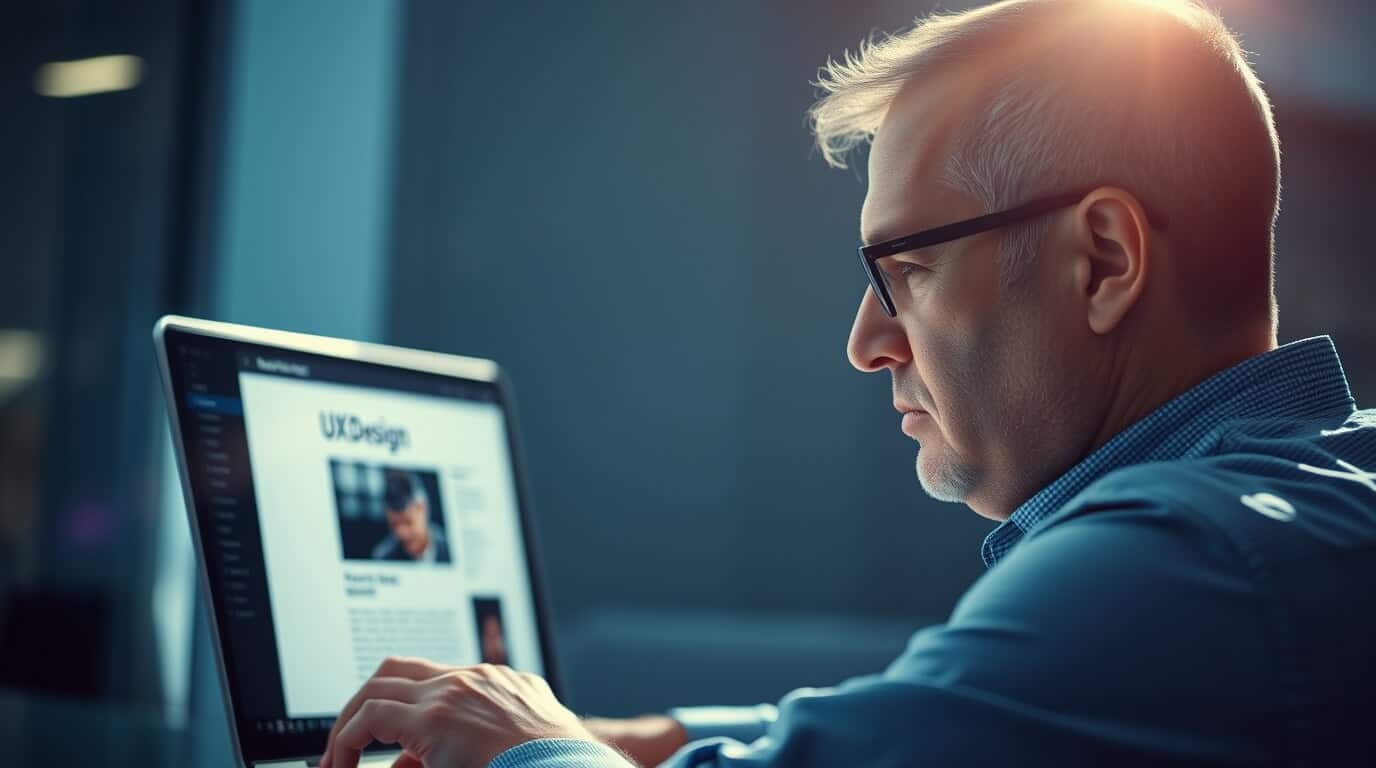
[914,439,979,503]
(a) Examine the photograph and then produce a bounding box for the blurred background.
[0,0,1372,764]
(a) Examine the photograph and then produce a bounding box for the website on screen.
[238,365,541,718]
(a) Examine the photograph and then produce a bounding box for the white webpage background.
[238,370,543,717]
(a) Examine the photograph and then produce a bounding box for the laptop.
[154,315,562,768]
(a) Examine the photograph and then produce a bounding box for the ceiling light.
[0,329,43,403]
[34,54,144,98]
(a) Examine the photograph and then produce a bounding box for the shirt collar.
[981,335,1356,568]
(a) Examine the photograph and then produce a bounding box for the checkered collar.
[980,335,1356,568]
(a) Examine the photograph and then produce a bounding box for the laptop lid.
[153,315,562,766]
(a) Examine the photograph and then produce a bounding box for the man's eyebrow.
[861,227,902,248]
[861,223,930,249]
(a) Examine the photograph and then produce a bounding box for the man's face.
[849,76,1097,521]
[386,499,431,557]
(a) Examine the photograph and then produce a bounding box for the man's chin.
[915,450,974,503]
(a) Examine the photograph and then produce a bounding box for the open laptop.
[154,315,562,768]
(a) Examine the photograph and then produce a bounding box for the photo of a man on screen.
[472,597,510,666]
[370,470,450,563]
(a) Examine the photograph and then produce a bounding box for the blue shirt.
[492,336,1376,767]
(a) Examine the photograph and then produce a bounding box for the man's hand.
[319,656,594,768]
[583,715,689,767]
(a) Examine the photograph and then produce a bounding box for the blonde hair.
[810,0,1281,326]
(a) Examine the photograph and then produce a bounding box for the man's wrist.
[582,714,690,766]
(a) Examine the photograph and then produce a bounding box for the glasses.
[857,187,1170,317]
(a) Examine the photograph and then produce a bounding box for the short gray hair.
[810,0,1281,324]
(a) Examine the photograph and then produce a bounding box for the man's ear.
[1071,187,1150,335]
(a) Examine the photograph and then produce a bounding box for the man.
[321,0,1376,765]
[371,471,450,564]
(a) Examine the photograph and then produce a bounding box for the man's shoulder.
[1033,407,1376,565]
[948,481,1273,713]
[945,410,1376,764]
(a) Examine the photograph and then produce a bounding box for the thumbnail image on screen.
[332,460,452,565]
[472,597,511,666]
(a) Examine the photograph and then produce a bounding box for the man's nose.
[846,287,911,373]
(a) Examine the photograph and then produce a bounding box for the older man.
[320,0,1376,765]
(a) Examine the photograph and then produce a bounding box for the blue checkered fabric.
[981,335,1356,568]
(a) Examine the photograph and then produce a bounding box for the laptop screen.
[159,322,555,762]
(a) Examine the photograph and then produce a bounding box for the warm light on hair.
[810,0,1281,330]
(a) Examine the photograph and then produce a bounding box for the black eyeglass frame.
[857,187,1170,317]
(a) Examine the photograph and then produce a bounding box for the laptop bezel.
[153,314,564,766]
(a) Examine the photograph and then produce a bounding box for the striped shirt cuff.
[488,738,633,768]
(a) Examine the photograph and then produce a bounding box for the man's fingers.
[323,676,423,768]
[375,655,451,681]
[390,754,423,768]
[329,699,419,768]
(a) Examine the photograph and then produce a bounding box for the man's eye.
[882,260,926,281]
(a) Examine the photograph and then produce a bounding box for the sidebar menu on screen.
[167,332,288,722]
